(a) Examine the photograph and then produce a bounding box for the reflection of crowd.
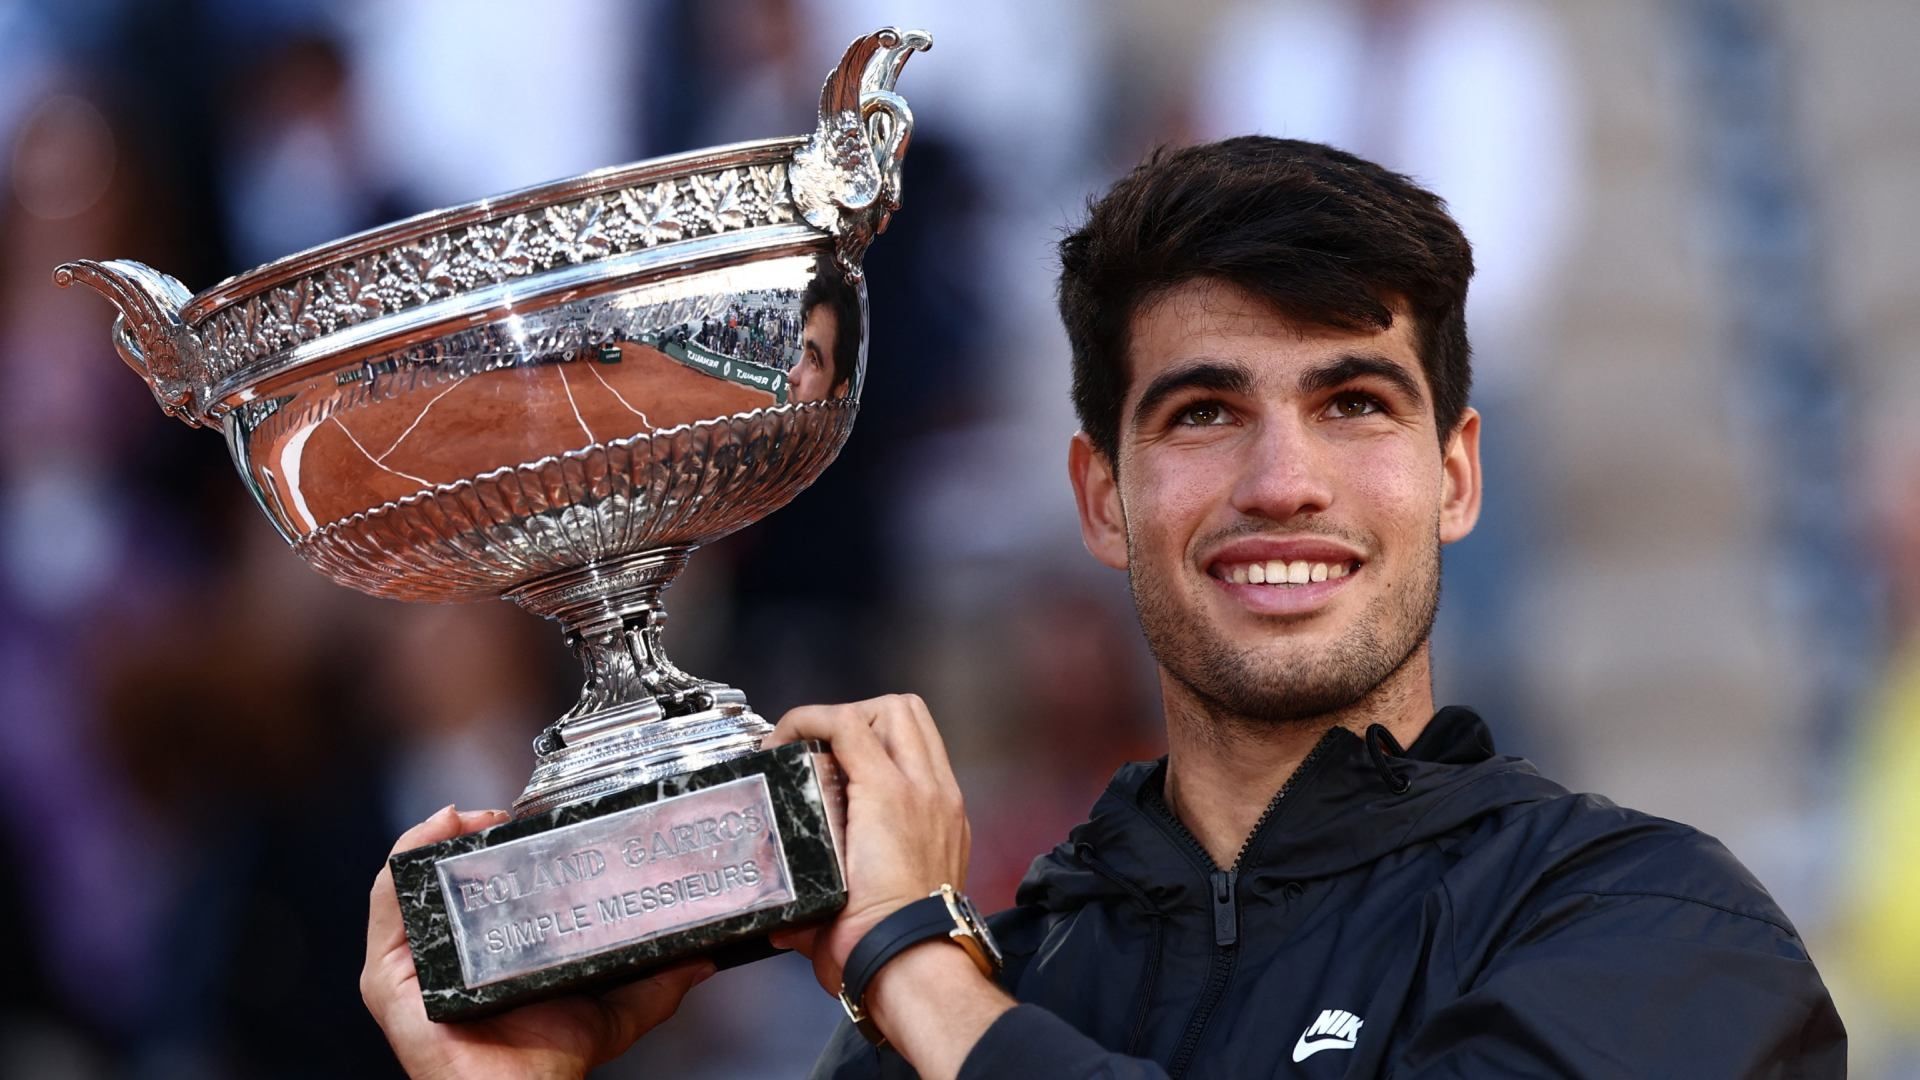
[693,301,797,371]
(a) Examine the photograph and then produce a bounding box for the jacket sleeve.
[809,1006,1174,1080]
[1392,890,1846,1078]
[958,1006,1174,1079]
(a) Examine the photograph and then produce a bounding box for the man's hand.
[363,805,714,1080]
[765,694,972,994]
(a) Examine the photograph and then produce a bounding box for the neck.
[1160,643,1435,868]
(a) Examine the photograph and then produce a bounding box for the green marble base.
[390,741,847,1022]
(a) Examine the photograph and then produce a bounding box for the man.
[791,259,862,403]
[364,137,1844,1077]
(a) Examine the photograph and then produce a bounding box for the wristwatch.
[838,884,1004,1046]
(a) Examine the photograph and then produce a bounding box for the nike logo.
[1292,1008,1363,1062]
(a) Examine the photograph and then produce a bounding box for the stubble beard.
[1128,526,1442,732]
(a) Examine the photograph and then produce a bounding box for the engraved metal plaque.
[435,774,794,987]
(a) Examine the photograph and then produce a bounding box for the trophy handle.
[789,26,932,280]
[53,258,208,427]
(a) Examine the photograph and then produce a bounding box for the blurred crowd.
[0,0,1915,1076]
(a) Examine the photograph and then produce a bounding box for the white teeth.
[1222,559,1358,585]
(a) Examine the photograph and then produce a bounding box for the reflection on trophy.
[54,26,929,1021]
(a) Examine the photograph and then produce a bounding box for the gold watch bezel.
[936,883,1004,976]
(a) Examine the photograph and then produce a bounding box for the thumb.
[368,806,510,962]
[769,925,821,957]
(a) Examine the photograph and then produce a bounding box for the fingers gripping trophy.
[56,27,930,1021]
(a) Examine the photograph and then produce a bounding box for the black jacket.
[810,708,1844,1078]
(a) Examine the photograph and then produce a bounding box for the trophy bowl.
[56,27,929,1020]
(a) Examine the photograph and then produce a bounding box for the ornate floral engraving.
[391,234,458,304]
[749,164,795,225]
[239,296,275,358]
[270,278,322,344]
[689,169,749,233]
[325,257,384,319]
[619,181,685,248]
[192,164,802,386]
[546,198,615,264]
[467,215,538,284]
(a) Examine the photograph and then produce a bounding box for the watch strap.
[838,894,957,1045]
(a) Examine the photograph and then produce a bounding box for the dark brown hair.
[802,257,864,395]
[1058,136,1475,461]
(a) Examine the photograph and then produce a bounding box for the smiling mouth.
[1209,559,1362,586]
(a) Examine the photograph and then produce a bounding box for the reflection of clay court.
[270,342,779,530]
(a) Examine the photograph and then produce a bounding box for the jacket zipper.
[1150,731,1341,1078]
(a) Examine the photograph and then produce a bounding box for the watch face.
[954,892,1004,966]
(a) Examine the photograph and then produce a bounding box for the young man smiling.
[796,137,1844,1077]
[363,138,1845,1078]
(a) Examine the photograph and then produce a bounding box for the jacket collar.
[1017,707,1565,916]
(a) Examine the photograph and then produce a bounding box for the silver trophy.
[55,27,930,1021]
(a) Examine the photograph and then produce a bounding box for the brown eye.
[1175,401,1229,426]
[1326,392,1383,419]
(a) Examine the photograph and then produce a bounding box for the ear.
[1068,432,1129,571]
[1438,407,1483,544]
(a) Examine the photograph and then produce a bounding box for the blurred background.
[1,0,1915,1075]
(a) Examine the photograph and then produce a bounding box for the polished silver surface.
[54,27,929,817]
[438,774,793,987]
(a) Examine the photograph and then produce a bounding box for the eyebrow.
[1300,352,1425,408]
[1129,360,1256,432]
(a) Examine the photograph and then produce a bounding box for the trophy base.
[390,740,847,1022]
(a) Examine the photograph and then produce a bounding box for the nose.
[1230,414,1333,522]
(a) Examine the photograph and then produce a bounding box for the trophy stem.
[504,547,772,818]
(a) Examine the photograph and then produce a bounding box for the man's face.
[1068,280,1481,724]
[792,305,847,404]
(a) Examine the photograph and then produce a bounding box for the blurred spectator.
[342,0,648,207]
[93,531,396,1076]
[1837,439,1920,1075]
[219,31,390,269]
[962,578,1164,912]
[0,71,199,1061]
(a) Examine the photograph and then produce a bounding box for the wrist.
[837,884,1003,1047]
[864,943,1013,1080]
[865,939,990,1031]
